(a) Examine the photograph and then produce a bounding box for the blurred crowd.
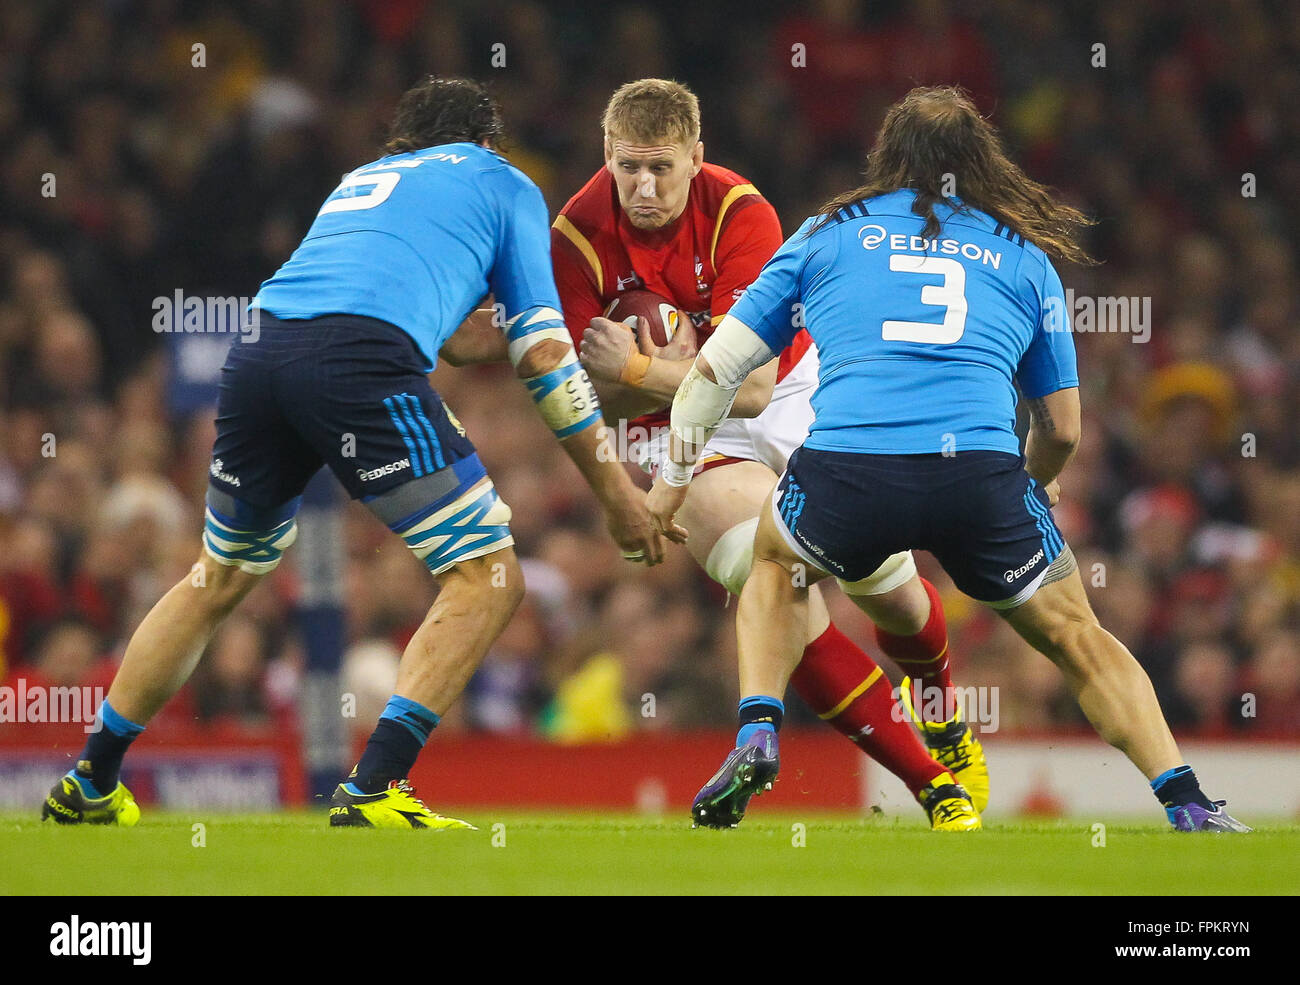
[1,0,1298,742]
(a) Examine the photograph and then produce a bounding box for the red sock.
[875,578,954,722]
[790,622,947,796]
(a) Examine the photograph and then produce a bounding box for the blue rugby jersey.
[254,142,560,369]
[729,189,1078,456]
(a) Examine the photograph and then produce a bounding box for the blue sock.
[76,700,146,798]
[347,695,440,795]
[1151,764,1213,810]
[736,695,784,746]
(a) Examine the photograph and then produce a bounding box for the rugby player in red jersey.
[449,80,987,828]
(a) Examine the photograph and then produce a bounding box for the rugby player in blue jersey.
[649,87,1248,833]
[42,78,664,829]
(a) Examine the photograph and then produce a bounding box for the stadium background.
[1,0,1297,815]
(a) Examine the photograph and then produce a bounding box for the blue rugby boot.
[690,730,780,829]
[1168,800,1251,833]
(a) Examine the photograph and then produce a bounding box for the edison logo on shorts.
[209,458,240,487]
[357,457,411,482]
[1005,548,1045,583]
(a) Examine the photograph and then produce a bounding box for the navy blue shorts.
[208,312,485,532]
[773,448,1066,607]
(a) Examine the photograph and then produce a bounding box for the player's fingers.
[633,317,657,356]
[621,533,662,566]
[651,512,687,545]
[645,530,665,565]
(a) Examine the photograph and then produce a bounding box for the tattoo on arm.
[1029,397,1056,434]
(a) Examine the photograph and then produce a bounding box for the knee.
[192,556,261,613]
[743,555,805,605]
[452,550,526,614]
[1038,612,1102,667]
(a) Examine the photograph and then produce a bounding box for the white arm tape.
[700,315,777,387]
[669,315,775,449]
[503,306,573,366]
[670,363,738,450]
[506,305,603,439]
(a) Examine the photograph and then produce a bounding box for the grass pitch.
[3,810,1298,895]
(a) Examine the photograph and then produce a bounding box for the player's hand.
[634,312,698,363]
[1044,479,1061,507]
[646,476,690,545]
[605,488,668,565]
[580,317,638,383]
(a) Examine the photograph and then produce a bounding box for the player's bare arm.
[1023,386,1081,501]
[509,330,673,562]
[440,307,509,366]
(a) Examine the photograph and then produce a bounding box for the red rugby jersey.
[551,162,811,428]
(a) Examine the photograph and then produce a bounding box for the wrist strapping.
[620,350,651,387]
[660,458,694,487]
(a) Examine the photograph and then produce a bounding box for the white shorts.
[637,342,820,477]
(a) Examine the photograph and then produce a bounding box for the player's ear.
[603,135,613,169]
[690,140,704,177]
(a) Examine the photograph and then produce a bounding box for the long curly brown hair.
[814,86,1095,265]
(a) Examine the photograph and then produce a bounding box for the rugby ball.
[604,290,686,348]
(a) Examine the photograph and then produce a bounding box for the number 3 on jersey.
[881,254,968,344]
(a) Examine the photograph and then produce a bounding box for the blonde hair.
[602,79,700,146]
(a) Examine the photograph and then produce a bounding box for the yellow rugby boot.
[917,772,982,831]
[900,676,990,813]
[329,778,476,830]
[42,768,141,826]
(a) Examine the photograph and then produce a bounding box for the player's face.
[605,136,704,230]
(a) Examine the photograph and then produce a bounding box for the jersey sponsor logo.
[1004,548,1045,583]
[858,225,1003,269]
[858,224,889,249]
[616,272,643,291]
[209,459,240,488]
[357,458,412,482]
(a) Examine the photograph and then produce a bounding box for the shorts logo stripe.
[1023,488,1063,557]
[1025,493,1052,561]
[781,480,806,530]
[403,394,446,471]
[383,396,426,478]
[394,396,434,475]
[1035,492,1063,555]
